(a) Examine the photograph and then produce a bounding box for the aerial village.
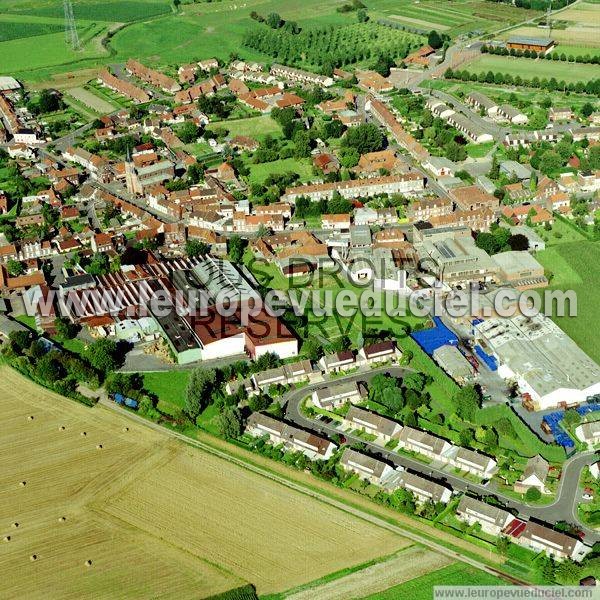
[0,34,599,576]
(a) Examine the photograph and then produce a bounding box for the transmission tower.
[546,0,552,38]
[63,0,81,51]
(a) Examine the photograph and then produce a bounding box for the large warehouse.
[474,314,600,410]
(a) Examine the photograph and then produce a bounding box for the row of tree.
[445,68,600,96]
[481,44,600,65]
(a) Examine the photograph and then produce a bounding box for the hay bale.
[3,536,10,542]
[12,522,19,528]
[59,425,66,431]
[58,516,66,523]
[123,427,129,433]
[27,415,34,421]
[80,431,87,437]
[96,444,103,450]
[19,481,26,487]
[30,554,37,562]
[84,560,92,567]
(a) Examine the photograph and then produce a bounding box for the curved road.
[283,366,600,544]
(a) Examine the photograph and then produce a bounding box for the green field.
[365,563,506,599]
[143,370,190,414]
[207,115,281,141]
[465,54,600,84]
[0,0,543,83]
[247,157,313,185]
[535,232,600,364]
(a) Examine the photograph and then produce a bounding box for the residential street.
[283,365,600,544]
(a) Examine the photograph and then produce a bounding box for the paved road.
[283,366,600,544]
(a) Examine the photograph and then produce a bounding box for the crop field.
[465,54,600,83]
[372,0,540,36]
[503,2,600,49]
[0,366,411,597]
[101,438,409,594]
[285,546,455,600]
[365,563,507,599]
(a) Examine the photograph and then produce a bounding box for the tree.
[185,368,217,420]
[266,12,283,28]
[218,406,243,438]
[525,487,541,501]
[581,102,594,117]
[554,559,582,585]
[540,150,563,175]
[35,352,65,382]
[357,8,368,22]
[302,337,324,360]
[496,536,510,556]
[508,233,529,251]
[369,373,404,415]
[8,330,33,355]
[85,339,121,375]
[342,123,384,154]
[6,259,24,277]
[228,235,247,262]
[403,372,426,392]
[459,427,474,447]
[454,385,480,422]
[54,317,79,340]
[177,121,199,144]
[428,30,443,50]
[185,239,209,258]
[562,408,581,427]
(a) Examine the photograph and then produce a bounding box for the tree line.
[481,44,600,66]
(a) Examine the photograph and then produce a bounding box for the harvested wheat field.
[0,367,410,597]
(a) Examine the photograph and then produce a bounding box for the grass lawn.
[247,157,314,185]
[536,239,600,364]
[143,370,190,414]
[365,563,506,599]
[464,54,600,84]
[465,141,495,158]
[208,115,281,141]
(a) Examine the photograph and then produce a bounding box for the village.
[0,42,599,581]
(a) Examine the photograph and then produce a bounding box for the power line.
[63,0,81,51]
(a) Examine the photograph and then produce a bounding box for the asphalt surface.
[283,365,600,544]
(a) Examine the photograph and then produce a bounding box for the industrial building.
[475,314,600,410]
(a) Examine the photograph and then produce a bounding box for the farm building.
[506,37,556,54]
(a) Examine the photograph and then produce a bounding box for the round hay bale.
[3,536,10,542]
[123,427,129,433]
[85,560,92,567]
[58,516,66,523]
[30,554,37,562]
[96,444,103,450]
[12,522,19,528]
[80,431,87,437]
[19,481,26,487]
[59,425,66,431]
[27,415,34,421]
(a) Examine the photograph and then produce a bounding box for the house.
[466,92,498,116]
[319,350,356,373]
[125,59,181,93]
[423,157,457,177]
[407,197,453,223]
[516,522,590,561]
[343,405,402,442]
[575,421,600,448]
[356,71,394,95]
[245,413,336,460]
[450,186,499,212]
[549,107,574,122]
[252,366,286,390]
[313,153,339,174]
[514,455,549,494]
[322,213,351,231]
[500,160,532,183]
[504,182,530,202]
[398,426,452,462]
[396,471,452,504]
[445,112,493,144]
[456,495,515,536]
[497,104,528,125]
[270,64,333,87]
[451,448,497,479]
[501,204,553,226]
[339,448,395,485]
[91,233,113,253]
[357,340,401,365]
[311,381,361,410]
